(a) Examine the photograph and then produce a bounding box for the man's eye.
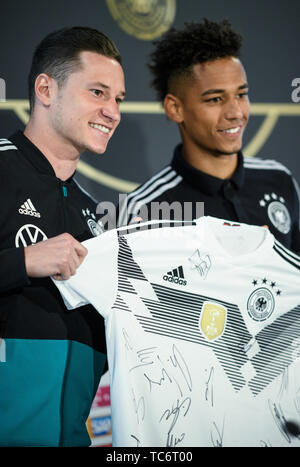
[206,97,221,103]
[91,89,103,97]
[238,92,249,99]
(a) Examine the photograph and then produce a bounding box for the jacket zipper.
[58,180,71,447]
[59,181,69,232]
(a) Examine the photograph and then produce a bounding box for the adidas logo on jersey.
[18,199,41,218]
[163,265,187,286]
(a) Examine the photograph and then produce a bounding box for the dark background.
[1,0,300,206]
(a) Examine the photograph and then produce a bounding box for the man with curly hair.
[118,19,300,253]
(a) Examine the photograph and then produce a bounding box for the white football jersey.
[54,216,300,447]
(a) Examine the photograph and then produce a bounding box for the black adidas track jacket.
[0,131,106,447]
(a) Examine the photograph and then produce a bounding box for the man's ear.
[163,93,184,123]
[34,73,55,107]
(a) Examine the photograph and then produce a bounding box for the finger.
[58,257,73,280]
[59,233,87,260]
[131,217,143,224]
[73,242,88,262]
[53,242,85,279]
[52,273,65,281]
[69,250,81,275]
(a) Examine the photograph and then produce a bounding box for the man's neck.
[182,145,238,180]
[24,121,80,181]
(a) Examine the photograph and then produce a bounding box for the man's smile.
[89,122,111,134]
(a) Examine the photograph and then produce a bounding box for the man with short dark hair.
[0,26,125,446]
[118,19,300,253]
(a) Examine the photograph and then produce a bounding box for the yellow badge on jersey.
[200,302,227,341]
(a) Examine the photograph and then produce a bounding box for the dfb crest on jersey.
[247,288,275,321]
[199,302,227,341]
[259,193,291,234]
[82,208,104,237]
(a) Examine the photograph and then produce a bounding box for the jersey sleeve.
[0,155,31,293]
[0,247,30,293]
[53,229,119,319]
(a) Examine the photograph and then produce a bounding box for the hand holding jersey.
[24,232,88,280]
[0,27,125,447]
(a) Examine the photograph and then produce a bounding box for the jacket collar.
[9,130,75,181]
[171,144,245,196]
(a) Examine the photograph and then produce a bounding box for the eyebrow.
[201,83,248,97]
[88,81,126,97]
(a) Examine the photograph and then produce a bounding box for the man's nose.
[100,99,120,122]
[224,97,244,120]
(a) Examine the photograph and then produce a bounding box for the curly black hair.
[148,19,243,102]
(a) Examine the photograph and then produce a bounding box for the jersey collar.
[195,216,275,265]
[9,130,75,181]
[171,144,245,196]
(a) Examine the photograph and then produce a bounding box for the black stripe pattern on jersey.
[116,235,148,298]
[113,236,300,396]
[273,240,300,271]
[249,305,300,395]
